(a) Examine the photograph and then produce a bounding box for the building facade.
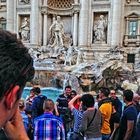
[0,0,140,72]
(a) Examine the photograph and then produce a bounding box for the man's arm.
[54,102,59,116]
[123,120,134,140]
[109,123,119,140]
[68,95,81,110]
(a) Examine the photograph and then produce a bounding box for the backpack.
[32,95,47,118]
[37,95,47,116]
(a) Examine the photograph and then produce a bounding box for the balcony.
[123,34,140,47]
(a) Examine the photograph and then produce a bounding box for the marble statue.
[94,15,107,43]
[49,16,64,48]
[49,16,56,46]
[49,16,65,57]
[64,45,74,66]
[19,17,30,41]
[28,48,41,62]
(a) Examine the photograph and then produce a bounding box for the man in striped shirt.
[34,99,65,140]
[56,85,72,134]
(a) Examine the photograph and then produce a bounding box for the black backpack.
[36,95,47,116]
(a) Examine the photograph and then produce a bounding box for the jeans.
[87,137,102,140]
[102,134,110,140]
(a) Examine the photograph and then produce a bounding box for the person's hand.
[75,94,82,99]
[4,109,29,140]
[55,111,59,116]
[54,103,59,116]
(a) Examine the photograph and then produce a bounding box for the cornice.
[41,5,80,16]
[92,1,111,9]
[17,6,31,13]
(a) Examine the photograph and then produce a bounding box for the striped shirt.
[72,108,83,133]
[34,112,65,140]
[56,94,69,114]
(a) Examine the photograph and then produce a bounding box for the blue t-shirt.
[119,104,137,140]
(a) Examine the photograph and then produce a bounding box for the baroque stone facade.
[0,0,140,74]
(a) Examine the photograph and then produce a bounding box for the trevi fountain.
[2,0,140,94]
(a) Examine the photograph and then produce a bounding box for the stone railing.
[123,34,140,47]
[126,0,140,4]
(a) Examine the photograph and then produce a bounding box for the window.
[1,0,6,2]
[0,17,6,30]
[128,21,138,39]
[127,54,135,63]
[1,23,6,30]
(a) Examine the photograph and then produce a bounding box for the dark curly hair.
[32,87,41,95]
[80,94,95,108]
[0,30,34,100]
[123,90,133,102]
[99,87,110,97]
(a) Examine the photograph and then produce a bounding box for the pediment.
[0,17,6,21]
[125,12,139,18]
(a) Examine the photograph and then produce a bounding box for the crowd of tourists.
[13,85,140,140]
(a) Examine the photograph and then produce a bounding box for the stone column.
[111,0,122,47]
[43,0,48,46]
[79,0,89,47]
[137,18,140,35]
[123,17,129,46]
[30,0,39,46]
[73,11,78,46]
[137,18,140,42]
[6,0,15,31]
[43,13,48,46]
[126,18,129,34]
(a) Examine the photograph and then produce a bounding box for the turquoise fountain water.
[22,87,63,102]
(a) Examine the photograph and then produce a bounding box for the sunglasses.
[110,92,116,95]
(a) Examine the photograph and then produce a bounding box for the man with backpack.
[31,87,47,120]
